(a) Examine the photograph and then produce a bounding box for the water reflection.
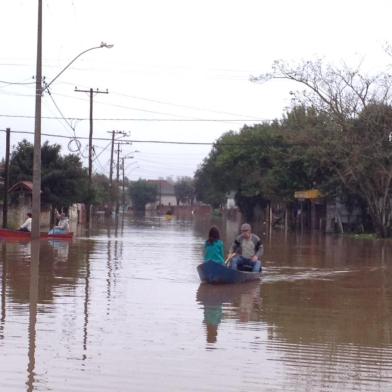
[83,242,90,360]
[1,217,392,391]
[197,282,261,345]
[0,244,6,339]
[26,239,39,392]
[48,239,69,263]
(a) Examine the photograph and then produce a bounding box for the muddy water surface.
[1,215,392,391]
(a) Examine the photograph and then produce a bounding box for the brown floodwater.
[1,214,392,391]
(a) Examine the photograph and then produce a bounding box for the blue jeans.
[231,256,261,272]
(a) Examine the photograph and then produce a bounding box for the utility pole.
[75,87,108,227]
[115,142,121,215]
[109,131,115,189]
[113,140,133,215]
[2,128,10,228]
[32,0,43,239]
[122,157,125,211]
[107,130,127,215]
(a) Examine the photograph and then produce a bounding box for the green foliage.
[9,139,88,208]
[196,57,392,236]
[174,177,195,205]
[91,173,111,205]
[128,179,158,211]
[194,116,326,218]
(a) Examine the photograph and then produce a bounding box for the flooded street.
[1,216,392,391]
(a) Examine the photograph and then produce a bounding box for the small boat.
[0,228,73,240]
[197,260,261,284]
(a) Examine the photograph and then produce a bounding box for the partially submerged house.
[4,181,49,228]
[294,189,363,233]
[1,181,83,229]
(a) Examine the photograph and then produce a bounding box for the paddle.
[224,252,235,266]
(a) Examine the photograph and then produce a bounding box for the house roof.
[8,181,34,193]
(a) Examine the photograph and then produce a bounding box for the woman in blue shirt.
[204,226,224,264]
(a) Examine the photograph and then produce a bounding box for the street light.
[32,9,114,238]
[44,42,113,91]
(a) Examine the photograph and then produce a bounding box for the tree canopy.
[194,59,392,236]
[128,179,158,211]
[174,177,195,205]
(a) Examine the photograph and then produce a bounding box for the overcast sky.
[1,0,391,180]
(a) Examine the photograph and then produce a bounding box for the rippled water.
[1,215,392,391]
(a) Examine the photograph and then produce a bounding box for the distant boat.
[164,212,174,220]
[0,229,73,240]
[197,260,262,284]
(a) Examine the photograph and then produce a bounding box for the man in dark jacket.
[230,223,262,272]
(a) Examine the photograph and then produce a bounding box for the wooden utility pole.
[109,130,115,189]
[2,128,10,228]
[75,87,108,226]
[122,157,125,211]
[115,142,121,215]
[32,0,43,239]
[107,130,127,214]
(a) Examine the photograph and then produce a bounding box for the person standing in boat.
[204,226,225,264]
[18,212,32,232]
[49,210,70,235]
[229,223,262,272]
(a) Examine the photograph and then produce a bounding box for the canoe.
[0,228,73,240]
[197,260,261,284]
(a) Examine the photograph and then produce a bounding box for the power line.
[109,91,263,119]
[0,113,270,122]
[0,128,266,146]
[0,128,213,145]
[0,80,35,86]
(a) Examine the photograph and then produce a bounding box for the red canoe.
[0,228,73,240]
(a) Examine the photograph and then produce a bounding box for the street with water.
[1,214,392,391]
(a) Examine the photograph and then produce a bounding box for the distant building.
[146,179,177,209]
[294,188,363,233]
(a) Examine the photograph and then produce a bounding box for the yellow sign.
[294,189,322,199]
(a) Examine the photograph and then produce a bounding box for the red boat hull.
[0,229,73,240]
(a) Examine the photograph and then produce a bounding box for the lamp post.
[31,1,113,238]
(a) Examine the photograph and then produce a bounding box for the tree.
[9,140,88,209]
[174,177,195,205]
[128,179,158,211]
[252,60,392,237]
[92,173,111,206]
[194,122,315,219]
[194,159,227,209]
